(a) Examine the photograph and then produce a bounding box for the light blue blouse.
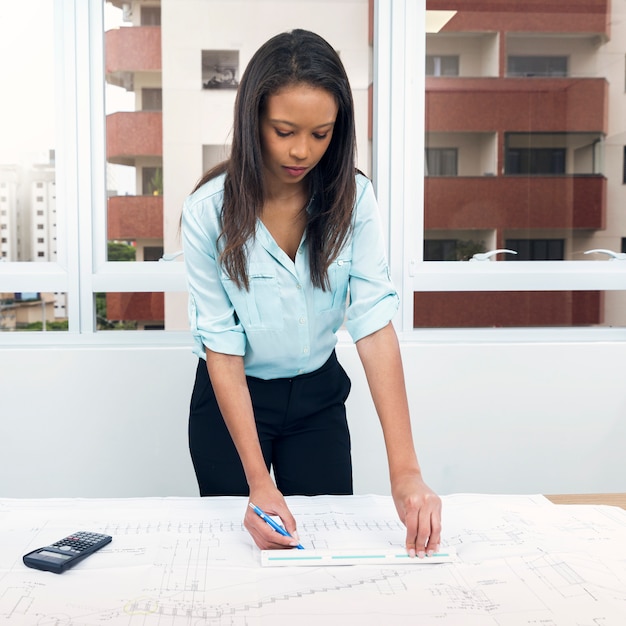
[182,172,399,379]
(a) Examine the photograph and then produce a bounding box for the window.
[416,1,626,331]
[3,1,626,344]
[202,51,239,90]
[141,167,163,196]
[424,239,483,261]
[426,55,459,76]
[425,148,458,176]
[505,239,565,261]
[0,1,56,267]
[142,88,162,111]
[141,6,161,26]
[507,56,568,77]
[506,148,566,175]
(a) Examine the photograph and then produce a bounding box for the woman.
[182,29,441,556]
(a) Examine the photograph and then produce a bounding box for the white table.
[1,494,626,625]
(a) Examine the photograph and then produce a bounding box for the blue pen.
[249,503,305,549]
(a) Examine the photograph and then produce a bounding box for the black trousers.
[188,351,353,497]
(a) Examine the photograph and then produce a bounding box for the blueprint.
[1,494,626,625]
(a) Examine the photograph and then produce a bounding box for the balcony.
[106,111,163,166]
[425,0,610,38]
[426,78,607,134]
[413,291,602,328]
[105,26,161,89]
[106,292,164,324]
[108,195,163,240]
[424,175,606,230]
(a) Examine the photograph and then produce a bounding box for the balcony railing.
[424,175,606,230]
[425,0,610,37]
[413,291,602,328]
[106,112,163,165]
[108,195,163,240]
[426,77,608,134]
[105,292,164,324]
[105,26,161,76]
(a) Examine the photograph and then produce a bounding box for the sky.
[0,2,130,166]
[0,1,55,163]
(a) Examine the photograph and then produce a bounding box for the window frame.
[1,0,626,348]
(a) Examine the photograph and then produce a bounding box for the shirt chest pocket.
[314,256,352,314]
[221,263,284,330]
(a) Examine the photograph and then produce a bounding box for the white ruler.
[261,547,456,567]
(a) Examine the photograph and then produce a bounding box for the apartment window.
[424,239,457,261]
[140,167,161,196]
[426,55,459,76]
[506,148,566,175]
[141,6,161,26]
[142,88,162,111]
[623,147,626,183]
[507,56,568,77]
[144,246,164,262]
[425,148,458,176]
[424,239,484,261]
[202,50,239,89]
[505,239,565,261]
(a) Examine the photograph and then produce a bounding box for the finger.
[264,501,300,544]
[414,504,436,557]
[404,506,419,558]
[425,511,442,554]
[244,507,300,550]
[277,508,298,538]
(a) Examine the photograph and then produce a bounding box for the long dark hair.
[194,29,357,290]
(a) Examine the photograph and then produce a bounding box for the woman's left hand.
[391,472,442,558]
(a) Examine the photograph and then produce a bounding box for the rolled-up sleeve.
[344,177,399,342]
[181,185,246,359]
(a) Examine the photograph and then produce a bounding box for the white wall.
[1,340,624,498]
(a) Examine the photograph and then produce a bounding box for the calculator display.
[38,550,72,561]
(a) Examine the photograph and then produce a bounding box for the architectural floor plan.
[1,494,625,624]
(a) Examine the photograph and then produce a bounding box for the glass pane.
[413,291,626,329]
[103,0,370,331]
[0,2,56,263]
[0,292,68,331]
[424,2,622,263]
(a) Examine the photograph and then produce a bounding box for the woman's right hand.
[244,484,301,550]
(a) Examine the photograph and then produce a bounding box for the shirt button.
[296,283,302,290]
[299,316,306,324]
[303,346,309,354]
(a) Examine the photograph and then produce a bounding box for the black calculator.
[23,531,113,573]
